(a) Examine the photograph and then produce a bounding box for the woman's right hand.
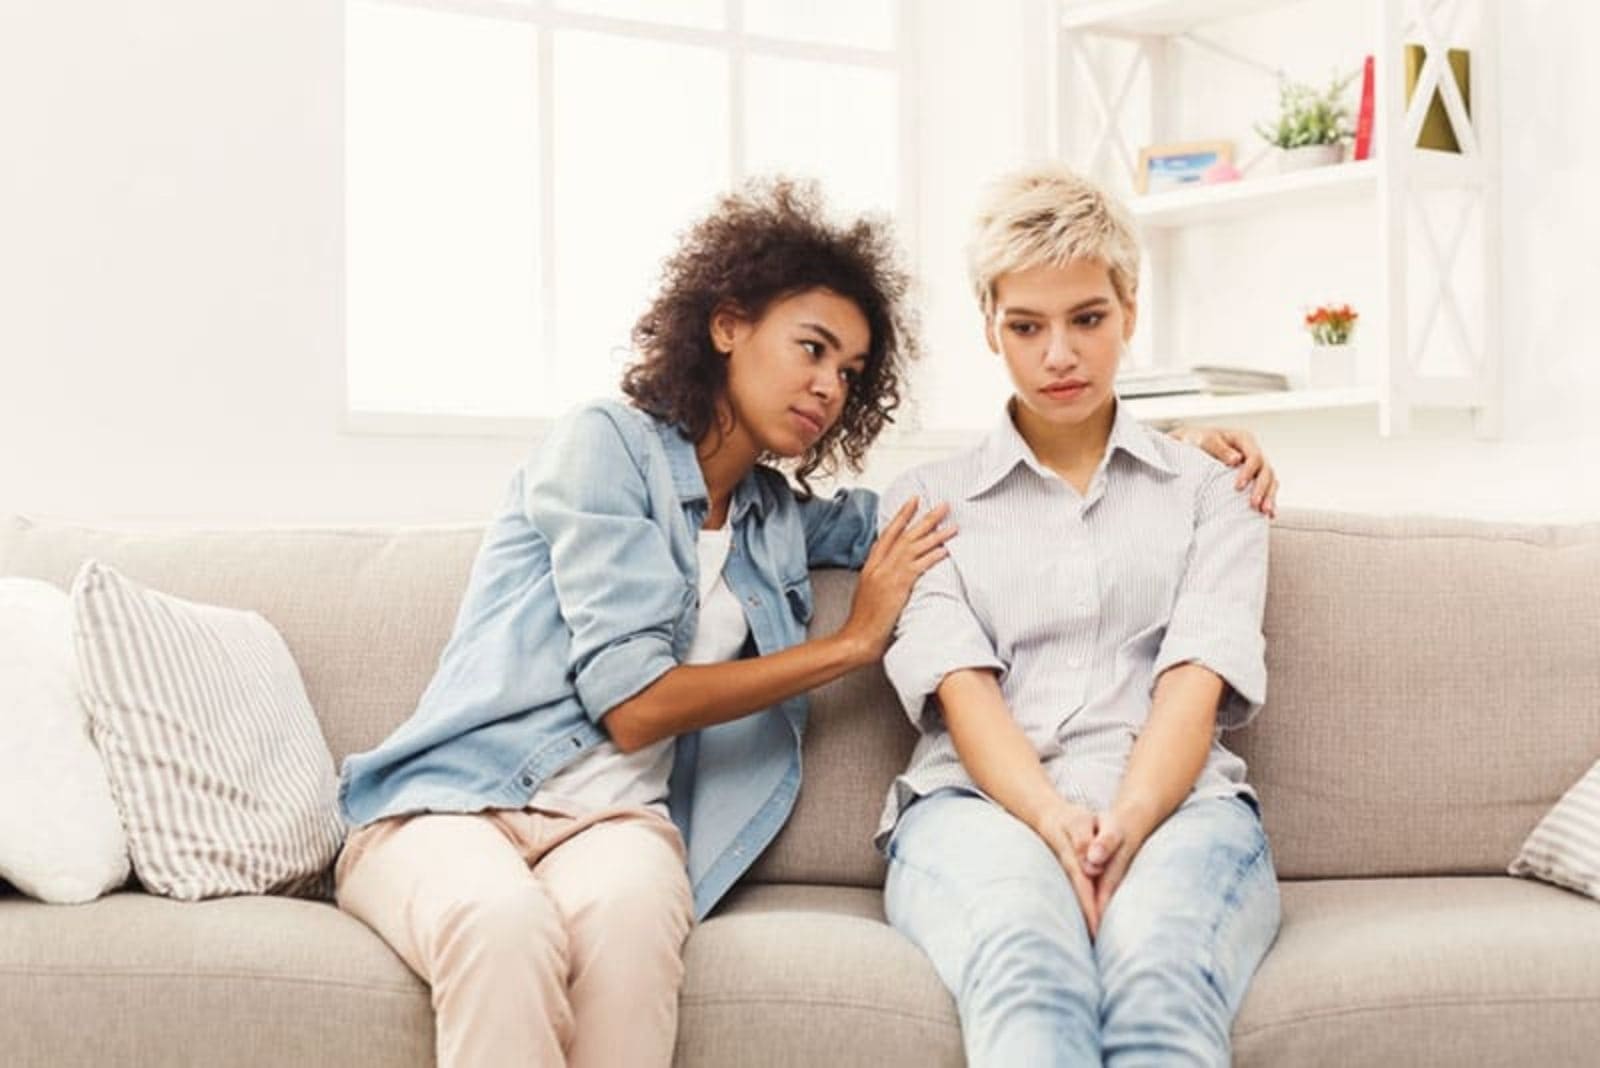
[1034,799,1103,937]
[838,497,955,660]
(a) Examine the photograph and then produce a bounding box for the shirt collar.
[1105,396,1179,477]
[729,471,769,522]
[964,396,1176,500]
[650,415,770,522]
[964,403,1050,499]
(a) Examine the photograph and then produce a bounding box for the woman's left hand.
[1082,807,1151,918]
[1169,425,1278,518]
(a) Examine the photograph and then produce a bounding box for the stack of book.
[1117,365,1290,398]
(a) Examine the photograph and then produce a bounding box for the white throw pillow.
[1509,757,1600,901]
[71,561,345,901]
[0,578,130,903]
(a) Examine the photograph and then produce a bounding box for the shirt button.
[520,775,533,787]
[746,595,760,608]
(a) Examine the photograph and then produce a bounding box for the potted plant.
[1256,72,1357,172]
[1302,302,1359,387]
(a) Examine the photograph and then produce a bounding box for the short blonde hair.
[967,163,1141,316]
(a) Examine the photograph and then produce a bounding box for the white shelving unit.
[1060,0,1298,36]
[1130,159,1377,228]
[1053,0,1501,435]
[1124,385,1377,424]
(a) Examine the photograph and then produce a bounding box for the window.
[345,0,911,425]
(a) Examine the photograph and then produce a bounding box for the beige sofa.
[2,509,1599,1067]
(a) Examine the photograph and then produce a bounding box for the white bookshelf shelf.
[1059,0,1291,36]
[1131,161,1377,228]
[1123,387,1379,422]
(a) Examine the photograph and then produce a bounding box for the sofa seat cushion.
[1236,876,1600,1067]
[9,877,1600,1067]
[679,883,962,1067]
[0,890,432,1068]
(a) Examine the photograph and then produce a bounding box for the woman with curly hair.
[333,178,953,1068]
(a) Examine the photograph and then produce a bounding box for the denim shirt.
[338,399,877,918]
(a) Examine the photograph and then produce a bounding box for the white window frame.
[342,0,919,439]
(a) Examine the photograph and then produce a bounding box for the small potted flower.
[1256,71,1357,172]
[1302,302,1359,387]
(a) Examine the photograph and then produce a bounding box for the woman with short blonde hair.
[878,163,1282,1066]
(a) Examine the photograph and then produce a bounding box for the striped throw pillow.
[71,561,344,901]
[1509,758,1600,900]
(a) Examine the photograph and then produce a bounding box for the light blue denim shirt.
[338,399,877,918]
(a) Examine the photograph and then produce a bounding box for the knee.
[1099,930,1232,1068]
[431,882,568,980]
[573,862,693,952]
[1103,923,1218,993]
[961,891,1099,1011]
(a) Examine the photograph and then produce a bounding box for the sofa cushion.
[0,577,129,903]
[72,561,345,900]
[1510,756,1600,899]
[768,513,1600,888]
[0,518,920,894]
[678,883,961,1068]
[0,883,957,1068]
[6,876,1597,1067]
[1230,511,1600,879]
[0,889,433,1068]
[1235,876,1600,1067]
[684,877,1600,1068]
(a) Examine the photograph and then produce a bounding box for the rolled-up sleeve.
[1151,463,1269,729]
[878,473,1004,732]
[524,407,684,723]
[797,486,879,568]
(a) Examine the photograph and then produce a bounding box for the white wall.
[1,0,1596,526]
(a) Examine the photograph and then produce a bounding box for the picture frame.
[1136,140,1233,195]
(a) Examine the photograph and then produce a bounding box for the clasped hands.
[1036,799,1154,940]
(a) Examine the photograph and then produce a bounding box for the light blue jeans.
[885,789,1280,1067]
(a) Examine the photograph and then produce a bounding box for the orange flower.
[1304,302,1358,344]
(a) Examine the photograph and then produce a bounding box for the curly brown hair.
[622,177,918,494]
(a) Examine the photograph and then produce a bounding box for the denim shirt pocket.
[782,577,814,627]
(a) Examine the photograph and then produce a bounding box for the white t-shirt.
[531,525,749,816]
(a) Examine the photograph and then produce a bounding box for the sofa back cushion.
[6,510,1598,886]
[0,516,482,768]
[1231,510,1600,879]
[755,511,1600,884]
[0,515,907,890]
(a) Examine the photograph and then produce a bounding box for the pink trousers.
[335,806,694,1068]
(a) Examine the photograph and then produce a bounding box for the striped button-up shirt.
[875,399,1268,849]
